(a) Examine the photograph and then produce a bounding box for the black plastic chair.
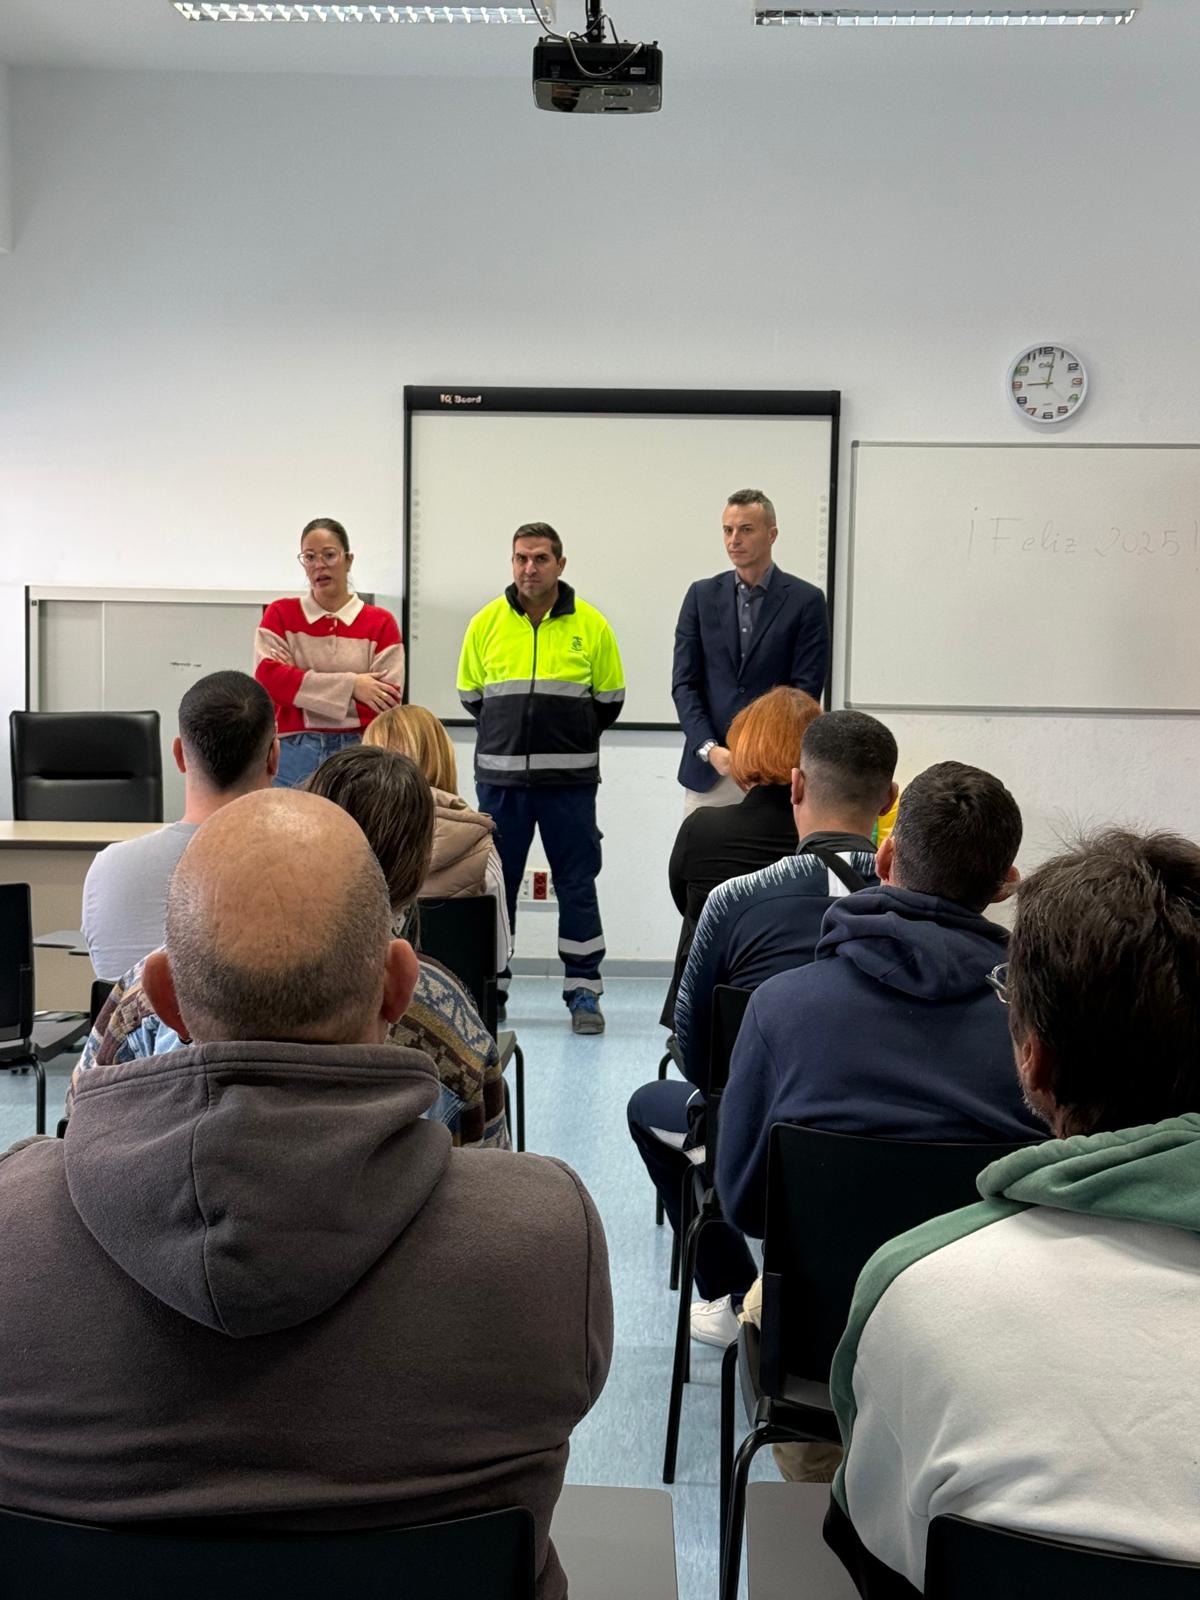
[662,983,751,1485]
[0,883,92,1136]
[0,1503,535,1600]
[11,710,162,822]
[719,1124,1035,1600]
[926,1513,1200,1598]
[417,894,526,1152]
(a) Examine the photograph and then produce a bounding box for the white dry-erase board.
[404,388,839,727]
[846,442,1200,714]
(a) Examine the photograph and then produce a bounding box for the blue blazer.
[671,568,830,793]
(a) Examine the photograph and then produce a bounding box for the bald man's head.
[163,788,393,1045]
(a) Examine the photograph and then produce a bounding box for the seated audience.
[827,828,1200,1597]
[82,671,277,979]
[660,686,821,1027]
[72,746,509,1149]
[627,709,897,1342]
[719,761,1043,1246]
[9,789,610,1600]
[364,703,511,977]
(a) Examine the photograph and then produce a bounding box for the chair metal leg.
[514,1044,525,1152]
[503,1077,513,1144]
[669,1167,695,1293]
[662,1205,705,1484]
[655,1193,665,1226]
[719,1334,739,1562]
[657,1049,670,1082]
[34,1056,45,1137]
[720,1421,800,1600]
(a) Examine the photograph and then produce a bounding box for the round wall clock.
[1008,343,1088,426]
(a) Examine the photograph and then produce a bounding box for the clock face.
[1009,344,1088,426]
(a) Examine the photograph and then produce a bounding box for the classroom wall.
[2,21,1200,966]
[0,64,11,253]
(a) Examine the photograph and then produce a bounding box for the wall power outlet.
[518,867,556,902]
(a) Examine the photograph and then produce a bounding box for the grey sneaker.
[568,991,605,1034]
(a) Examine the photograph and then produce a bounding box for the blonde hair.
[363,704,458,795]
[728,686,822,790]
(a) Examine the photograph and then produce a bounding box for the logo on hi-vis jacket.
[571,636,584,651]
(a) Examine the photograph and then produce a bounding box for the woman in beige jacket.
[363,704,512,977]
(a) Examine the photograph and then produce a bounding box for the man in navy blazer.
[672,489,830,806]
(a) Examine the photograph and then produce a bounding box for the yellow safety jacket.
[457,583,625,787]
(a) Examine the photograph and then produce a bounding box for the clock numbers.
[1008,343,1088,427]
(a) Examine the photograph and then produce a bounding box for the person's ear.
[876,835,896,885]
[1014,1027,1055,1116]
[990,864,1021,905]
[172,736,186,776]
[790,766,805,808]
[266,737,281,780]
[142,949,191,1042]
[344,550,354,575]
[557,555,567,576]
[768,526,778,546]
[880,781,899,818]
[381,938,420,1025]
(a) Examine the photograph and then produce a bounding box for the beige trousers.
[682,774,743,815]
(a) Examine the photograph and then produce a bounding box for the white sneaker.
[690,1295,740,1347]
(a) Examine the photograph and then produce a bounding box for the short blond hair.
[363,704,458,795]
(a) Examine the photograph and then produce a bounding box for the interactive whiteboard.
[846,442,1200,713]
[405,388,839,726]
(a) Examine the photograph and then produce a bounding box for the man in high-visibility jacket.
[458,522,625,1034]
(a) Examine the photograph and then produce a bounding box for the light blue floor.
[0,976,776,1600]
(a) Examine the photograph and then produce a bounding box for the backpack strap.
[808,845,870,895]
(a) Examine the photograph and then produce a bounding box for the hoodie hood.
[65,1041,450,1339]
[815,886,1006,1001]
[977,1113,1200,1236]
[427,787,495,885]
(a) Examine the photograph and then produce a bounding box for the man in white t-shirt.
[83,672,278,980]
[828,827,1200,1596]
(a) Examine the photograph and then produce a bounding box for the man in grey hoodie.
[827,827,1200,1596]
[0,789,612,1600]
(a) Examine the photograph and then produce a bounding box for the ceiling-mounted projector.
[532,0,661,111]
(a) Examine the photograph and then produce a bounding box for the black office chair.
[719,1124,1036,1600]
[926,1514,1200,1598]
[0,1503,535,1600]
[0,883,92,1136]
[662,983,752,1485]
[416,894,526,1152]
[11,710,163,822]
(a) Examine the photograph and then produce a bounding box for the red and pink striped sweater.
[254,593,405,737]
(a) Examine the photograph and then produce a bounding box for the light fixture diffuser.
[173,2,554,23]
[755,5,1141,23]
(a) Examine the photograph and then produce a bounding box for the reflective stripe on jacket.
[457,583,625,788]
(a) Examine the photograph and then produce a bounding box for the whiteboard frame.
[404,386,841,730]
[845,440,1200,717]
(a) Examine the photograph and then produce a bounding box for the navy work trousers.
[476,781,605,1004]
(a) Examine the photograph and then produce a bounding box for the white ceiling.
[0,0,1185,80]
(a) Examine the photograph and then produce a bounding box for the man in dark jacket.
[718,761,1041,1243]
[672,489,830,808]
[0,789,612,1600]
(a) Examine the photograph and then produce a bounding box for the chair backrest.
[0,1503,535,1600]
[760,1123,1033,1390]
[90,979,114,1026]
[11,711,163,822]
[0,883,34,1041]
[706,984,752,1168]
[416,894,499,1032]
[925,1514,1200,1599]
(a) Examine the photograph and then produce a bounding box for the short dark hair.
[513,522,563,560]
[798,709,897,816]
[178,671,276,792]
[301,518,350,553]
[304,744,435,917]
[1009,829,1200,1137]
[725,489,776,526]
[890,761,1022,912]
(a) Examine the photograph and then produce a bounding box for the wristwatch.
[698,740,716,764]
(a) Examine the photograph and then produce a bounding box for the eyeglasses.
[298,549,345,568]
[987,963,1010,1005]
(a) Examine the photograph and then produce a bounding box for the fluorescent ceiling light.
[173,2,553,22]
[756,6,1141,23]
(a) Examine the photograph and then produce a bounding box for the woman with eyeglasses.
[254,516,405,789]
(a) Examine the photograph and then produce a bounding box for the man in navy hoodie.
[718,761,1044,1252]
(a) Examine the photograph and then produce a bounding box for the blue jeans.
[274,730,362,790]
